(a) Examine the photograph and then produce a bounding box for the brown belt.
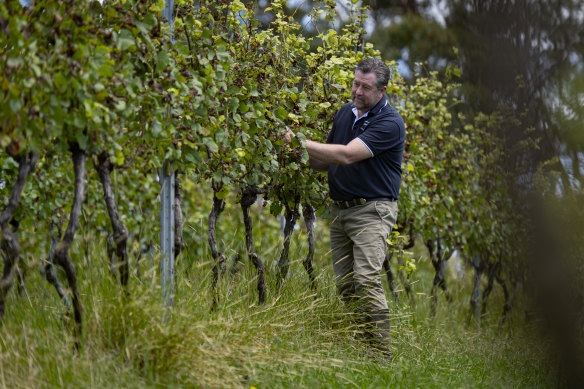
[333,197,396,209]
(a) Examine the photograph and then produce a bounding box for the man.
[287,58,405,359]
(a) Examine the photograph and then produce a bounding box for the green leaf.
[115,100,127,111]
[53,73,68,91]
[270,202,283,216]
[216,44,230,62]
[152,121,162,137]
[116,29,135,51]
[203,137,218,153]
[76,132,89,150]
[115,150,125,165]
[275,107,288,121]
[239,102,250,113]
[230,97,239,112]
[73,115,86,129]
[215,185,229,199]
[157,51,170,72]
[2,156,18,170]
[7,57,23,68]
[143,13,158,30]
[9,99,22,112]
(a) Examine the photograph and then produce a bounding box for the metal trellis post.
[160,0,175,309]
[160,161,175,308]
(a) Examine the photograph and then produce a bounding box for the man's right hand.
[283,126,330,171]
[284,127,294,144]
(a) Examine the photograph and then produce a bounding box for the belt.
[333,197,396,209]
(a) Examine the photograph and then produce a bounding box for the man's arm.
[308,157,329,172]
[305,138,372,165]
[284,128,372,169]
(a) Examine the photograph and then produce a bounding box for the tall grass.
[0,201,556,388]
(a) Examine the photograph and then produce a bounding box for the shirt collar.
[351,95,388,121]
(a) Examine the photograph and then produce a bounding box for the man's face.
[351,71,386,113]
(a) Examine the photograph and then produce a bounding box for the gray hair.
[355,58,390,90]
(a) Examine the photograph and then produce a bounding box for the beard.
[352,95,374,112]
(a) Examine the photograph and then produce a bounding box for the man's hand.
[284,127,295,144]
[283,126,330,171]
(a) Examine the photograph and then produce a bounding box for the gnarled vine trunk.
[95,152,129,288]
[0,151,38,321]
[44,222,71,309]
[240,186,265,304]
[276,205,298,287]
[481,255,512,326]
[209,184,226,307]
[302,204,317,291]
[427,236,452,317]
[50,143,86,347]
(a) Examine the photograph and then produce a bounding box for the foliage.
[0,0,526,353]
[0,0,562,383]
[396,66,523,265]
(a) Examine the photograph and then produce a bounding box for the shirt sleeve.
[356,138,374,157]
[357,119,404,157]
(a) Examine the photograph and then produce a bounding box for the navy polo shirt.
[326,95,405,201]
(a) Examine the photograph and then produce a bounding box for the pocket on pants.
[374,201,397,231]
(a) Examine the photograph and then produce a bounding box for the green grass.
[0,211,556,388]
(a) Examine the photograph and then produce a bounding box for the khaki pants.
[330,200,398,318]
